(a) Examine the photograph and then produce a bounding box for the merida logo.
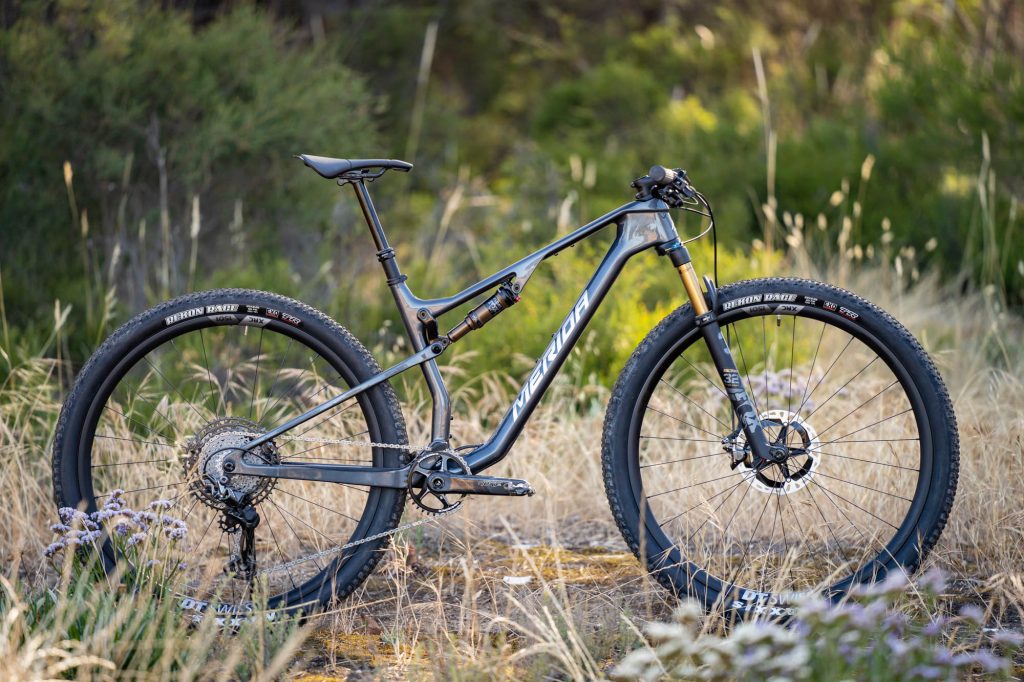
[512,290,591,420]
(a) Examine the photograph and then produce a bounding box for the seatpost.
[351,180,406,286]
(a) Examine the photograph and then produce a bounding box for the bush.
[0,0,378,346]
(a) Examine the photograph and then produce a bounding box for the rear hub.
[183,417,280,509]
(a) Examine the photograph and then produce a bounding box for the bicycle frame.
[231,178,774,487]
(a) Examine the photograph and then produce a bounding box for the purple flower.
[49,523,71,534]
[126,532,148,547]
[148,499,173,510]
[989,630,1024,648]
[905,665,944,680]
[165,526,187,541]
[113,522,131,537]
[953,649,1008,673]
[145,559,161,568]
[92,509,119,522]
[957,604,984,625]
[44,541,65,557]
[58,507,86,525]
[931,646,954,666]
[917,568,947,594]
[883,611,909,635]
[80,529,103,543]
[921,617,945,638]
[885,633,915,659]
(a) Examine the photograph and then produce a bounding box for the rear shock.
[446,284,520,343]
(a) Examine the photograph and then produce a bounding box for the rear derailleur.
[220,505,260,582]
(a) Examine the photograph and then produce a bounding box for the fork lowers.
[447,284,520,342]
[660,239,776,464]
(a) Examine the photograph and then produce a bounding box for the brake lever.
[670,169,698,199]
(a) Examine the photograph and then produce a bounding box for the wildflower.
[113,522,131,537]
[954,649,1008,673]
[850,569,910,598]
[921,617,945,637]
[126,532,148,547]
[905,664,944,680]
[166,526,188,541]
[44,541,65,557]
[58,507,90,526]
[148,499,173,510]
[80,529,103,544]
[885,633,914,660]
[989,630,1024,648]
[93,509,120,522]
[883,611,909,636]
[957,604,985,625]
[49,523,71,534]
[931,646,954,666]
[917,568,947,594]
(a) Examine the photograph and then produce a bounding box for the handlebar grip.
[648,165,678,185]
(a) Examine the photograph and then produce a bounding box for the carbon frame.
[235,182,682,485]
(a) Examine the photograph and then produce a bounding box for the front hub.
[734,409,820,495]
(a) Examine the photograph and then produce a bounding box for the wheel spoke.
[645,406,723,439]
[658,378,731,430]
[634,299,933,601]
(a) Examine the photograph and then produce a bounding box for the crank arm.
[224,454,413,489]
[426,472,535,496]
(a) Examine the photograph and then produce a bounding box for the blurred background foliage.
[0,0,1021,389]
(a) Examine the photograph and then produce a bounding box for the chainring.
[407,451,471,516]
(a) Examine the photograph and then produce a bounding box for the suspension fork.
[659,241,777,464]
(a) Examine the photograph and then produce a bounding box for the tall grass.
[2,136,1023,678]
[2,223,1022,678]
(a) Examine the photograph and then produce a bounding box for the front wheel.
[602,278,959,616]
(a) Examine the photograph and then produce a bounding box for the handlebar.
[631,165,696,204]
[647,165,678,185]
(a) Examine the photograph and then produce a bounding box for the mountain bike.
[52,156,959,622]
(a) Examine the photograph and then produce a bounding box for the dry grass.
[2,237,1023,679]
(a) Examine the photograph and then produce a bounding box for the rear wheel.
[602,278,958,617]
[52,289,409,620]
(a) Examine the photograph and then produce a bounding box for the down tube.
[464,228,648,473]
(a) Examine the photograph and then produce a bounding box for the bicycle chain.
[252,435,457,577]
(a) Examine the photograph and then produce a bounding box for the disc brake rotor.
[736,409,820,495]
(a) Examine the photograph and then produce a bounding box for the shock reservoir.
[447,285,519,342]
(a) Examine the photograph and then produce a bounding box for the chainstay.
[253,436,459,576]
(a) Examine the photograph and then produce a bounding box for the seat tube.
[662,242,774,463]
[350,180,453,449]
